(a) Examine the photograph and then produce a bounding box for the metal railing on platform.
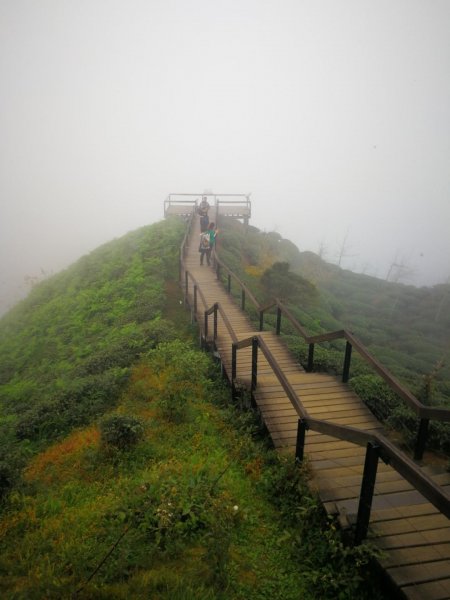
[165,193,251,224]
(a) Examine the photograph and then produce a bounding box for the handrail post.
[295,419,307,463]
[232,342,237,401]
[307,343,314,372]
[251,337,258,391]
[193,285,198,323]
[227,274,231,293]
[241,289,246,311]
[259,310,264,331]
[213,303,218,341]
[414,418,430,461]
[355,442,379,544]
[204,310,208,342]
[184,271,189,305]
[342,341,352,383]
[276,307,282,335]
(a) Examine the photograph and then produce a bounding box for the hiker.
[199,222,218,266]
[200,213,209,233]
[206,222,218,251]
[199,229,211,266]
[198,197,210,232]
[198,196,210,218]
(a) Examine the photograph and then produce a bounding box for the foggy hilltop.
[1,3,450,596]
[1,1,450,318]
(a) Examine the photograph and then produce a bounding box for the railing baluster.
[295,419,307,463]
[355,442,379,544]
[307,343,314,372]
[414,418,430,461]
[259,310,264,331]
[276,307,282,335]
[232,343,237,401]
[342,341,352,383]
[251,337,258,391]
[193,285,197,323]
[241,289,246,311]
[213,303,218,341]
[204,310,208,342]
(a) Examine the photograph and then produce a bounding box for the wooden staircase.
[181,212,450,600]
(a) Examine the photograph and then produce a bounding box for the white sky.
[1,0,450,314]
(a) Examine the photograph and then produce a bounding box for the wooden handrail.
[180,217,450,462]
[214,249,450,424]
[264,299,450,423]
[213,253,260,311]
[177,222,450,541]
[232,336,450,522]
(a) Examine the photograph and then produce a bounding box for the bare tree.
[317,241,327,259]
[385,259,414,283]
[336,231,357,267]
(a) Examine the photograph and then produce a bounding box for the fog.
[1,1,450,315]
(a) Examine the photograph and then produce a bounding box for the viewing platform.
[164,193,251,225]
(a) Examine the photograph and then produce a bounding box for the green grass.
[0,343,383,599]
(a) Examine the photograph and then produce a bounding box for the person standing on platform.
[198,197,210,232]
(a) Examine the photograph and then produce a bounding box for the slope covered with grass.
[0,218,184,495]
[0,216,384,599]
[0,339,381,599]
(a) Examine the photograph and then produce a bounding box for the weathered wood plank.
[400,579,450,600]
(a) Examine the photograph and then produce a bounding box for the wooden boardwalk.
[183,214,450,599]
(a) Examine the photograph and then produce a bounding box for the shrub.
[0,461,16,500]
[99,414,144,450]
[15,368,129,442]
[349,375,399,421]
[294,496,383,599]
[156,387,191,423]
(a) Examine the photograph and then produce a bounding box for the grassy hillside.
[0,217,383,599]
[0,218,184,495]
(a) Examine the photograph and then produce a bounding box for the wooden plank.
[371,514,449,536]
[264,412,374,430]
[373,529,450,550]
[400,579,450,600]
[387,560,450,586]
[381,544,450,568]
[371,503,440,523]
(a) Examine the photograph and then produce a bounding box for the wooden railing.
[211,252,450,461]
[227,332,450,543]
[177,212,450,544]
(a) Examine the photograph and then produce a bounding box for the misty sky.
[1,0,450,315]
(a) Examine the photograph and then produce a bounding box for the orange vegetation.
[24,427,100,484]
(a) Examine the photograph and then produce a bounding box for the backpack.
[200,232,210,249]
